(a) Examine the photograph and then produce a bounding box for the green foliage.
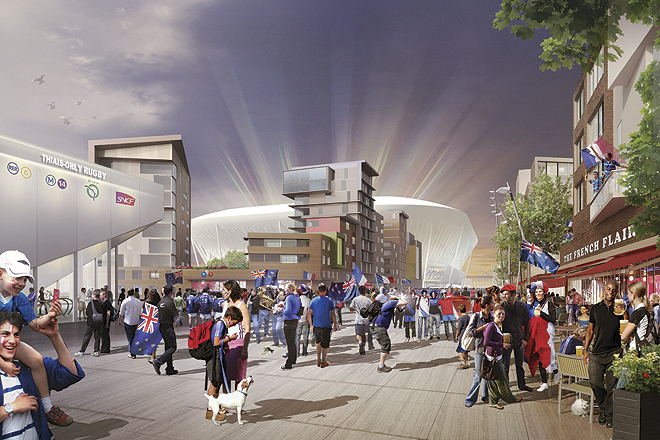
[493,0,659,72]
[492,173,572,282]
[611,345,660,393]
[206,250,248,269]
[620,60,660,248]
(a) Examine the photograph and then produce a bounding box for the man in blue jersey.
[198,288,213,324]
[373,292,407,373]
[185,291,199,330]
[307,284,337,368]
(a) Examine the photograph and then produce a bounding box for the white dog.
[204,376,254,425]
[571,398,590,417]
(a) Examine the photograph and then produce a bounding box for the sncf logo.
[116,191,135,206]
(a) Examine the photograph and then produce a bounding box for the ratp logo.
[85,183,99,201]
[57,178,67,189]
[45,174,56,186]
[116,191,135,206]
[7,162,19,175]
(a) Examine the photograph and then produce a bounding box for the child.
[0,250,73,426]
[206,306,243,401]
[455,303,470,369]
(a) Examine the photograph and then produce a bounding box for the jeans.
[80,324,102,353]
[260,309,271,337]
[251,313,261,342]
[123,323,137,356]
[428,314,441,337]
[502,340,527,389]
[272,313,285,345]
[404,320,416,339]
[444,319,456,339]
[589,348,621,419]
[156,325,177,373]
[465,351,489,406]
[283,319,298,368]
[296,320,310,355]
[417,316,428,339]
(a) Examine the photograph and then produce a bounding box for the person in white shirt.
[118,289,143,359]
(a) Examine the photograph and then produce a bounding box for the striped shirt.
[602,159,620,179]
[589,177,603,193]
[1,373,37,440]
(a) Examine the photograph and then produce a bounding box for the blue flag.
[401,278,411,284]
[251,270,266,288]
[342,284,359,305]
[328,282,344,305]
[133,303,163,355]
[165,270,183,285]
[521,239,560,274]
[264,269,278,286]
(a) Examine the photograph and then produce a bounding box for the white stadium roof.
[191,196,477,285]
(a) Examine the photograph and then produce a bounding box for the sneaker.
[92,352,100,357]
[153,361,161,375]
[280,365,292,370]
[429,336,434,340]
[166,369,178,375]
[46,406,73,426]
[377,365,392,373]
[606,418,613,428]
[537,383,548,392]
[74,352,84,357]
[320,361,330,368]
[358,344,365,355]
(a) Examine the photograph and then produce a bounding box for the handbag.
[461,314,477,352]
[481,357,498,381]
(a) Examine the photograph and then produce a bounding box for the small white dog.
[205,376,254,425]
[571,398,590,417]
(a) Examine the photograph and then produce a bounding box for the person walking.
[280,283,301,370]
[501,284,533,392]
[118,288,142,359]
[465,295,494,407]
[75,290,104,357]
[307,283,337,368]
[153,285,178,375]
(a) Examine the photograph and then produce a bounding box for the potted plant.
[610,345,660,439]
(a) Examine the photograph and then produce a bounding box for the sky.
[0,1,580,267]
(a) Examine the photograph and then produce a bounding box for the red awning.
[568,246,660,278]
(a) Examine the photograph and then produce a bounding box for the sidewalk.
[22,316,613,440]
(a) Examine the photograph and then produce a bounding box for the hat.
[530,281,548,294]
[0,250,34,283]
[500,284,517,293]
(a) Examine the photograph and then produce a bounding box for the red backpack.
[188,321,215,361]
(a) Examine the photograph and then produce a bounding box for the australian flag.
[521,239,560,274]
[165,270,183,285]
[252,269,266,288]
[264,269,278,286]
[133,303,163,355]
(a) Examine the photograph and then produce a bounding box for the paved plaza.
[24,315,614,440]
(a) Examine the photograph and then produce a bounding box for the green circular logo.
[85,184,99,201]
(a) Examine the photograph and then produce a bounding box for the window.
[325,194,332,203]
[576,136,583,165]
[322,255,326,265]
[117,270,125,280]
[307,220,319,227]
[132,270,143,280]
[141,162,172,175]
[342,203,348,213]
[150,270,159,280]
[590,103,604,143]
[617,120,622,147]
[318,206,323,215]
[183,193,188,201]
[575,88,584,125]
[576,182,584,213]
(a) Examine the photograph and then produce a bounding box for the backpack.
[360,300,382,320]
[110,305,118,322]
[188,321,216,361]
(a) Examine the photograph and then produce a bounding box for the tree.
[206,257,222,267]
[493,0,659,72]
[220,249,248,269]
[620,60,660,247]
[492,172,573,283]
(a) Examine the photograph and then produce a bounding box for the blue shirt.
[602,158,620,179]
[559,335,581,355]
[0,294,37,325]
[375,300,398,329]
[308,295,335,328]
[282,293,301,320]
[198,293,213,314]
[185,296,198,313]
[589,177,603,193]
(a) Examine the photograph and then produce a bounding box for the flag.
[133,303,163,355]
[364,281,373,289]
[165,270,183,285]
[524,312,557,377]
[580,137,614,169]
[328,282,345,305]
[341,284,359,306]
[342,278,355,292]
[521,239,560,274]
[565,220,573,228]
[375,274,389,284]
[387,276,395,284]
[303,270,315,281]
[264,269,278,286]
[252,269,266,288]
[401,278,411,284]
[352,265,368,285]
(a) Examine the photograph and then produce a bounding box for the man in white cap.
[0,250,74,426]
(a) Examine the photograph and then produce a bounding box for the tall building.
[282,161,383,280]
[382,210,409,280]
[89,135,191,269]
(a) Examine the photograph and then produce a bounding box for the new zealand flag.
[133,303,163,355]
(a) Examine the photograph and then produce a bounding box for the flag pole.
[505,182,526,241]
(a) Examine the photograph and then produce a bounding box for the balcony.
[590,169,627,224]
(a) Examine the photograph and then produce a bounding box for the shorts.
[188,312,198,317]
[374,325,391,354]
[456,339,467,354]
[313,327,332,349]
[200,313,211,320]
[355,323,369,336]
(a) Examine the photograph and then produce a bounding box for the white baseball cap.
[0,250,34,283]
